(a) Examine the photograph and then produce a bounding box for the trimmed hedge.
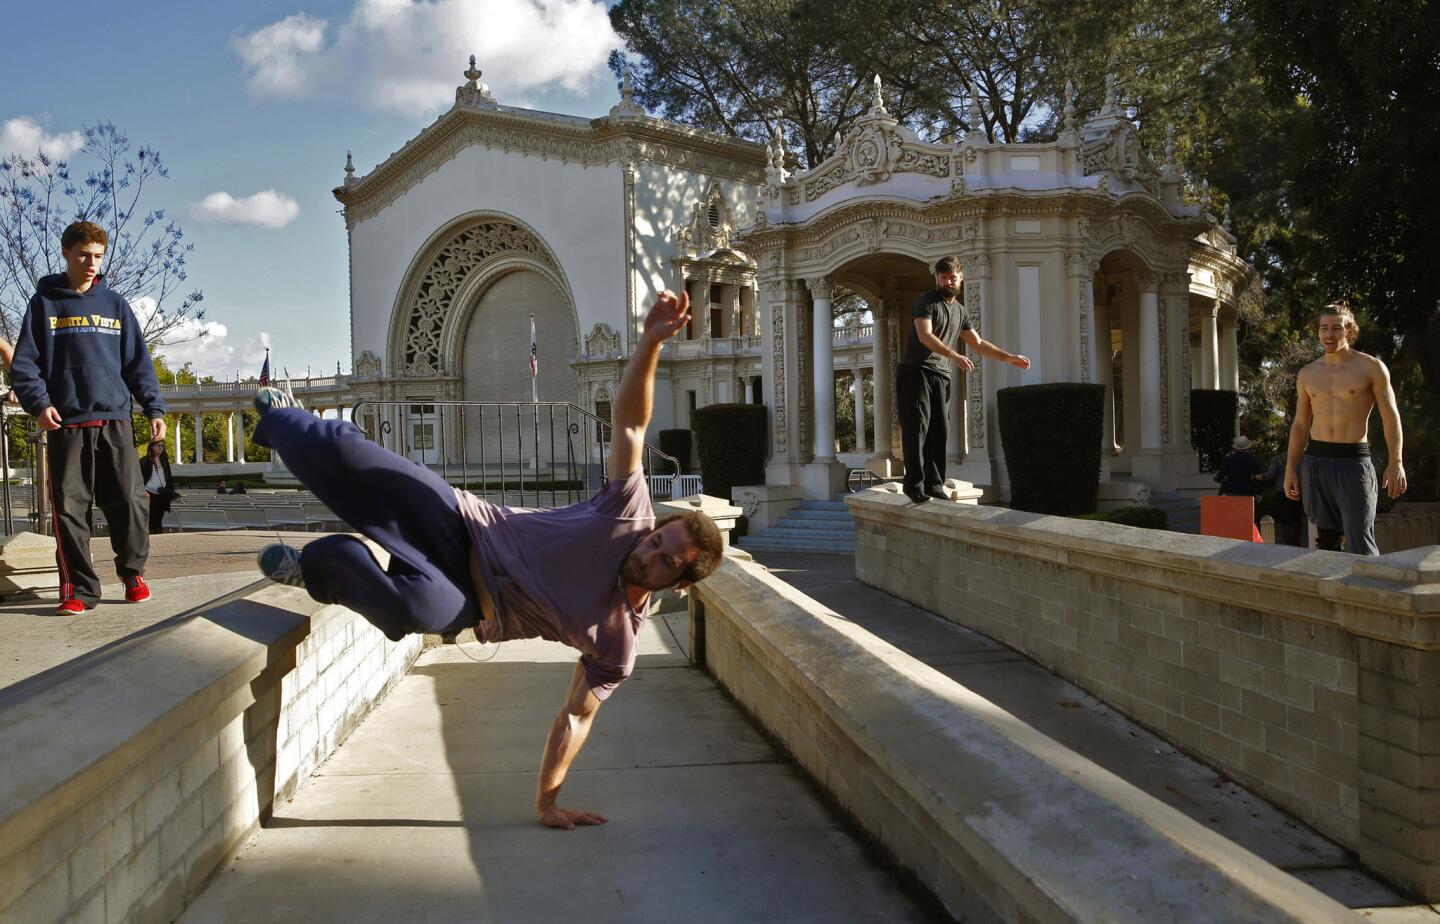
[1191,389,1238,472]
[692,403,767,501]
[659,428,692,472]
[997,383,1105,515]
[1077,506,1168,529]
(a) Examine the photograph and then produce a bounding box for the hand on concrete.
[537,804,608,830]
[36,407,61,430]
[150,417,167,443]
[643,289,690,343]
[1009,354,1032,370]
[1384,460,1408,499]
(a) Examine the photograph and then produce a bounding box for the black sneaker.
[903,487,931,504]
[925,487,951,501]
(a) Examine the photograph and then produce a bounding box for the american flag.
[529,316,538,378]
[258,350,270,386]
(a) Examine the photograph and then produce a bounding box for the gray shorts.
[1299,454,1378,555]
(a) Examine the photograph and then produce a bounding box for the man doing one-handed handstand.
[252,290,722,828]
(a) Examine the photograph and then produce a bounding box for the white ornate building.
[332,61,1252,501]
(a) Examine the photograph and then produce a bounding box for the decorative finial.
[1063,80,1076,134]
[1222,203,1232,231]
[457,53,496,107]
[1165,125,1176,168]
[1102,73,1120,116]
[1200,178,1211,212]
[464,54,481,89]
[344,150,355,178]
[608,69,646,118]
[870,74,887,114]
[967,82,982,130]
[336,360,342,376]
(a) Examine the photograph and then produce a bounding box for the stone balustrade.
[848,488,1440,899]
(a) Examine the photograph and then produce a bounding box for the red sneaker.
[123,576,152,604]
[56,598,87,615]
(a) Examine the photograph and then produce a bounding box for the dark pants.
[47,420,149,605]
[147,493,168,534]
[253,408,481,641]
[896,364,950,493]
[1299,452,1378,555]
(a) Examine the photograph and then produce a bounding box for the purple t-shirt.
[454,468,655,700]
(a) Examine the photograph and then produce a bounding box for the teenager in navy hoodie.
[10,221,167,613]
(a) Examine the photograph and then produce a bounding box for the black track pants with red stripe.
[47,420,150,605]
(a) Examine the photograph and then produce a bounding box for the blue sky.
[3,0,624,379]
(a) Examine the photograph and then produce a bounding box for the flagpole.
[529,314,539,473]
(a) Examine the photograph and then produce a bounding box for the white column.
[226,413,235,463]
[1220,320,1239,393]
[1199,306,1219,389]
[238,413,247,463]
[173,414,183,465]
[193,413,203,464]
[853,370,867,453]
[871,305,894,457]
[1138,281,1163,450]
[743,378,753,404]
[806,276,836,461]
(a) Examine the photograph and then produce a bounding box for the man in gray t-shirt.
[897,256,1030,503]
[250,290,723,831]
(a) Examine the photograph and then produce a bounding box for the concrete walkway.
[750,551,1434,920]
[179,610,936,922]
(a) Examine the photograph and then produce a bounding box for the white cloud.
[0,116,85,159]
[233,0,619,114]
[187,190,300,229]
[133,297,271,380]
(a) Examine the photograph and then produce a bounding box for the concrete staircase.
[737,498,856,555]
[1149,489,1202,534]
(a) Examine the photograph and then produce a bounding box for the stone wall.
[0,583,421,923]
[690,553,1354,922]
[849,489,1440,898]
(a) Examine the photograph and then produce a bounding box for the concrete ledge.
[0,582,421,923]
[691,558,1356,922]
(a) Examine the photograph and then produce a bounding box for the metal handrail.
[350,399,684,508]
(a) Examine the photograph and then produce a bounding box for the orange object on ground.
[1200,495,1262,542]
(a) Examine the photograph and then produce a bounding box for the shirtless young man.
[1283,303,1405,555]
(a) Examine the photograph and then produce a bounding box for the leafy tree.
[0,122,204,347]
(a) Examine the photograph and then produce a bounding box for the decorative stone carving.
[672,180,735,254]
[456,55,498,109]
[400,218,558,376]
[609,72,646,119]
[966,282,986,449]
[623,163,637,350]
[772,305,787,452]
[796,295,809,450]
[1158,293,1170,442]
[355,350,382,378]
[585,323,621,357]
[336,113,763,227]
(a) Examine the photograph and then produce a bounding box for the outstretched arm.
[607,290,690,481]
[1373,360,1407,499]
[959,328,1030,369]
[535,660,607,829]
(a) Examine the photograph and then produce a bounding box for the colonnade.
[167,406,349,465]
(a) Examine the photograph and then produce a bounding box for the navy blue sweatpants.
[253,408,481,640]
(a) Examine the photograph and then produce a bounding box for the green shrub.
[659,428,692,472]
[1191,389,1238,472]
[1077,506,1168,529]
[997,383,1105,515]
[692,404,767,501]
